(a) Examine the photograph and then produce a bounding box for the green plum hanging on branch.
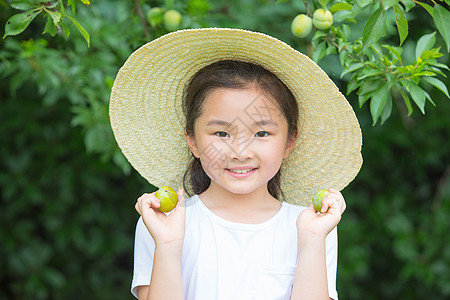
[291,14,313,38]
[312,9,333,30]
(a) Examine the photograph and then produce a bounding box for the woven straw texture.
[109,28,363,206]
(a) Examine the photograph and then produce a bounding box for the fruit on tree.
[147,7,164,28]
[312,9,333,30]
[155,186,178,212]
[291,14,313,38]
[163,9,182,31]
[312,189,330,213]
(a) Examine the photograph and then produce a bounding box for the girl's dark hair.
[182,60,299,200]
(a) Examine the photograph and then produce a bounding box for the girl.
[109,28,362,300]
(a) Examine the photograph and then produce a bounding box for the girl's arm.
[135,190,186,300]
[137,243,183,300]
[291,189,346,300]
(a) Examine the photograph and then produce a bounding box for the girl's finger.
[329,188,341,196]
[321,193,340,214]
[321,196,334,214]
[170,189,187,218]
[176,189,186,208]
[136,193,161,215]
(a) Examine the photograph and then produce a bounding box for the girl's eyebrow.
[206,119,278,127]
[206,120,231,126]
[254,119,278,127]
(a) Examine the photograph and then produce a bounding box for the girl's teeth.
[229,169,253,174]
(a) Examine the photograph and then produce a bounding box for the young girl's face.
[185,86,297,197]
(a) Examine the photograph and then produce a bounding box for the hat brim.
[110,28,362,206]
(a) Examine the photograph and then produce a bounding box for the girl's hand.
[135,189,186,249]
[296,188,346,241]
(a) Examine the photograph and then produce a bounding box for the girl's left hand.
[296,188,346,240]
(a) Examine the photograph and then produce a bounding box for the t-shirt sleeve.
[131,217,156,298]
[326,226,339,300]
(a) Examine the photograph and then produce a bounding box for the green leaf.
[427,61,450,71]
[333,10,354,23]
[380,94,393,124]
[325,43,337,55]
[341,62,365,78]
[357,68,383,80]
[406,82,426,114]
[358,0,373,8]
[276,0,291,4]
[399,87,413,116]
[393,4,408,45]
[3,9,41,38]
[60,22,71,38]
[79,0,90,5]
[433,4,450,52]
[370,84,390,125]
[422,77,450,99]
[11,0,40,10]
[425,90,435,106]
[313,30,328,40]
[357,79,384,104]
[400,0,415,12]
[382,45,403,64]
[382,0,399,10]
[45,8,62,25]
[358,92,372,108]
[59,0,66,17]
[421,48,443,60]
[416,2,434,17]
[347,77,361,94]
[414,71,437,77]
[312,40,327,62]
[339,50,349,66]
[363,8,387,49]
[319,0,329,10]
[43,15,58,36]
[67,0,76,16]
[66,15,90,47]
[415,32,436,58]
[330,2,352,13]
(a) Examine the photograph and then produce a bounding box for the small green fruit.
[146,7,164,28]
[291,14,313,38]
[312,9,333,30]
[163,9,182,31]
[155,186,178,212]
[312,189,330,213]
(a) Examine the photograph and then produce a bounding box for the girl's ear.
[283,129,299,158]
[185,129,200,158]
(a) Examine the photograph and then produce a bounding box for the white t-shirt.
[132,194,338,299]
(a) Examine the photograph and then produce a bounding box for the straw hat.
[110,28,362,206]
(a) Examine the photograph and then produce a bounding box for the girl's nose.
[228,136,254,161]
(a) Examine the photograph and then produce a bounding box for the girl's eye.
[255,131,269,137]
[215,131,229,137]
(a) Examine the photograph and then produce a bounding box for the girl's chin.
[208,180,263,197]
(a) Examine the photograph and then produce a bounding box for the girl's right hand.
[135,189,186,249]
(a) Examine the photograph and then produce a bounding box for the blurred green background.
[1,0,449,299]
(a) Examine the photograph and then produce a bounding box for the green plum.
[312,9,333,30]
[155,186,178,212]
[312,189,330,213]
[146,7,164,28]
[291,14,313,38]
[163,9,182,31]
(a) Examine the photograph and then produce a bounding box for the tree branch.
[134,0,151,39]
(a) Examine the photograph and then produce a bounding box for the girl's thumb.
[176,189,187,211]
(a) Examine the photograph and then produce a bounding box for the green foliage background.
[1,0,449,299]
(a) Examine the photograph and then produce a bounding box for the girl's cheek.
[198,139,227,164]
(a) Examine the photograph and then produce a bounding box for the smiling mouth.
[226,168,256,174]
